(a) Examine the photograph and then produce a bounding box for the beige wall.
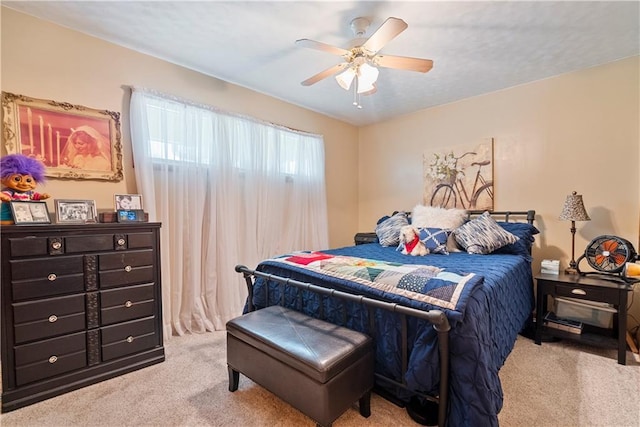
[0,8,359,248]
[358,56,640,326]
[3,9,640,327]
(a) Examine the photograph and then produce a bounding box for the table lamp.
[559,191,590,274]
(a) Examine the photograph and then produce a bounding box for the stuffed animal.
[398,225,429,256]
[0,154,50,224]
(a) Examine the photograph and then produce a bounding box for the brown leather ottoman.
[226,305,374,427]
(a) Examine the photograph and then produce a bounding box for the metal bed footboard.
[235,264,451,427]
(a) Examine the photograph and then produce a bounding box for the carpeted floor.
[1,331,638,426]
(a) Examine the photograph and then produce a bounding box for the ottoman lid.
[227,305,372,383]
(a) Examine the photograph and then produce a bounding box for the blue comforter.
[249,244,534,426]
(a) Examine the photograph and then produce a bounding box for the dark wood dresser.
[1,222,165,412]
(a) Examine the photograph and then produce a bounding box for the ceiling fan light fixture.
[335,67,356,90]
[356,63,379,93]
[297,16,432,108]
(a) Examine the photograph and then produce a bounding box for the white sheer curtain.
[129,88,329,339]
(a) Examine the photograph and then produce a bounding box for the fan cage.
[584,235,636,273]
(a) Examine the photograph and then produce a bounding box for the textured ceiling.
[4,1,639,126]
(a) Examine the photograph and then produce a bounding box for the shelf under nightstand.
[534,272,634,365]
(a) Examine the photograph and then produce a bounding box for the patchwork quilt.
[269,251,484,321]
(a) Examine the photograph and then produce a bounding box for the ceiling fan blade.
[361,17,408,55]
[361,84,377,96]
[301,63,348,86]
[375,55,434,73]
[296,39,350,57]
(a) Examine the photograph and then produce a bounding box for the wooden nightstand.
[535,272,634,365]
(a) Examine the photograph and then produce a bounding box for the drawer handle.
[48,315,58,323]
[571,289,587,295]
[117,238,126,246]
[48,273,57,281]
[124,300,133,308]
[51,242,62,250]
[49,356,58,364]
[126,336,134,343]
[124,265,132,272]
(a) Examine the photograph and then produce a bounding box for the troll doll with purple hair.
[0,154,50,223]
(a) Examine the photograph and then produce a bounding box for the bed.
[236,210,537,427]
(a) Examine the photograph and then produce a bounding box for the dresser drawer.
[9,236,48,257]
[14,332,87,386]
[98,250,155,289]
[101,317,158,361]
[65,234,114,253]
[99,266,154,289]
[12,273,85,301]
[127,232,154,249]
[10,256,84,281]
[99,250,154,270]
[13,294,86,344]
[100,283,155,325]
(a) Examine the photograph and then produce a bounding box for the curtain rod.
[128,85,322,139]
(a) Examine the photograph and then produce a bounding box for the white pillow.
[411,205,467,252]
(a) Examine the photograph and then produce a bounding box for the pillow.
[375,212,409,247]
[411,205,467,228]
[493,222,540,259]
[453,211,520,254]
[411,205,467,252]
[417,227,451,255]
[376,215,391,225]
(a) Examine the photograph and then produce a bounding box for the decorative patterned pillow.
[418,227,451,255]
[375,212,409,246]
[453,211,520,254]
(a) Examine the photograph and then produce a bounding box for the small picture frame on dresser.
[9,201,51,224]
[114,194,143,211]
[55,199,97,223]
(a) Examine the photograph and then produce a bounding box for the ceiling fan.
[296,17,433,108]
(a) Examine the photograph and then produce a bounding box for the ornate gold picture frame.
[2,92,123,181]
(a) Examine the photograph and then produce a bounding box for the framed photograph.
[55,199,97,223]
[1,91,123,181]
[114,194,143,210]
[9,201,51,224]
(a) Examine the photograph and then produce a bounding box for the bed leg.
[434,313,451,427]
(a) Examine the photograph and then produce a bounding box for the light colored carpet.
[1,332,638,426]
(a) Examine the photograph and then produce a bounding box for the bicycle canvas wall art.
[423,138,494,210]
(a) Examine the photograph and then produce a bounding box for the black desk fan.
[576,235,639,283]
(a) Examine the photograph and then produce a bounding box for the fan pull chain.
[353,76,363,109]
[353,81,358,106]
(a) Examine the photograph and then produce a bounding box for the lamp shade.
[357,63,379,93]
[335,68,356,90]
[559,191,591,221]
